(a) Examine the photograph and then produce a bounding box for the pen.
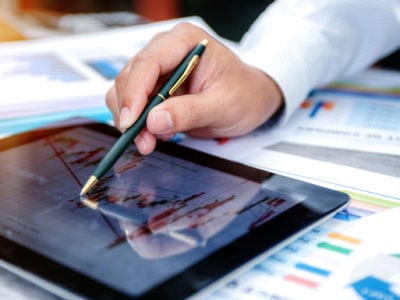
[80,39,208,195]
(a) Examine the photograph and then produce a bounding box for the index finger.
[115,23,213,130]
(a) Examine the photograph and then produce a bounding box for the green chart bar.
[317,242,352,255]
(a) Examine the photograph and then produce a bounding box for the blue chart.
[1,53,86,82]
[210,193,400,300]
[289,91,400,154]
[86,57,127,79]
[300,99,335,118]
[347,101,400,131]
[0,53,114,137]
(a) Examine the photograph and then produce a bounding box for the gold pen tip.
[200,39,209,46]
[80,175,98,196]
[80,195,99,210]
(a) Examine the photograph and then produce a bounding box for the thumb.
[146,93,218,137]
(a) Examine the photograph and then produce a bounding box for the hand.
[106,22,283,155]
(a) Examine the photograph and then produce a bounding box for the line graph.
[2,127,294,249]
[0,126,299,297]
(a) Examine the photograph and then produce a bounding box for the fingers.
[146,65,284,139]
[107,23,213,131]
[105,85,120,129]
[146,92,217,136]
[105,21,284,157]
[134,128,157,155]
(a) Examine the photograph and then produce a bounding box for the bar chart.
[211,192,400,300]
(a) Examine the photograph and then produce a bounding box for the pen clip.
[168,55,200,96]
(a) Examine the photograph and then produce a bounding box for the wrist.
[250,66,284,125]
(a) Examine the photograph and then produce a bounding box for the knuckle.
[135,45,154,61]
[105,89,113,108]
[135,32,165,61]
[172,22,199,35]
[172,22,208,44]
[120,94,132,107]
[115,66,128,88]
[150,31,166,42]
[173,22,192,32]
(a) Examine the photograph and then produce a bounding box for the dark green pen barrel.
[92,95,164,179]
[159,42,206,96]
[91,40,207,181]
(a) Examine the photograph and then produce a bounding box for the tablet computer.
[0,122,349,299]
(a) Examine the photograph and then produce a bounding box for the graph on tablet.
[0,126,302,297]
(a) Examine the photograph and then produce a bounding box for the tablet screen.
[0,123,349,299]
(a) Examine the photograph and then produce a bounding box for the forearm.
[240,0,400,119]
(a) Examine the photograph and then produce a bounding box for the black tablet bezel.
[0,122,350,299]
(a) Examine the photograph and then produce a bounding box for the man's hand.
[106,22,283,154]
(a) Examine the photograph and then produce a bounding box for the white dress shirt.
[240,0,400,120]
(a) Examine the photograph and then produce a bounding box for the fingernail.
[119,107,131,129]
[149,110,174,133]
[135,133,148,154]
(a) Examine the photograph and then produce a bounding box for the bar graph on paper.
[283,71,400,155]
[0,53,86,82]
[0,52,125,137]
[210,193,400,300]
[298,96,400,132]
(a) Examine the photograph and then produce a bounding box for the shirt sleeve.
[240,0,400,121]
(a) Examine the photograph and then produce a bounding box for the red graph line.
[44,137,84,188]
[45,136,128,247]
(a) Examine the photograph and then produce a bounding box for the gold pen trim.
[81,197,99,210]
[168,55,200,96]
[157,93,166,101]
[200,39,209,46]
[80,175,98,196]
